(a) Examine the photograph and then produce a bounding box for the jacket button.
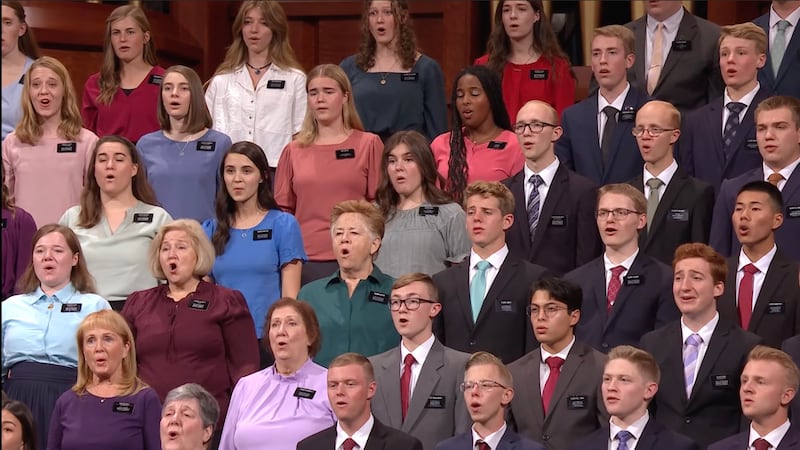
[469,340,476,346]
[542,435,550,441]
[684,417,692,424]
[602,343,609,349]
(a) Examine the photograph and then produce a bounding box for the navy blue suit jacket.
[679,87,771,194]
[708,424,800,450]
[556,87,649,185]
[753,13,800,99]
[784,336,800,421]
[435,429,545,450]
[569,419,700,450]
[709,166,800,263]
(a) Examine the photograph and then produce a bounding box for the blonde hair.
[747,345,800,391]
[593,25,635,55]
[719,22,767,55]
[329,352,375,382]
[597,183,647,215]
[297,64,364,147]
[465,351,513,388]
[148,219,215,280]
[463,181,515,216]
[330,200,385,240]
[607,345,660,384]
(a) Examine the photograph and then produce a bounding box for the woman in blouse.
[205,0,306,177]
[203,142,306,367]
[81,4,163,143]
[2,400,36,450]
[340,0,447,141]
[161,383,220,450]
[430,65,524,202]
[374,130,469,277]
[48,310,161,450]
[59,135,173,310]
[1,224,111,448]
[3,56,97,226]
[274,64,383,284]
[1,174,36,300]
[475,0,575,121]
[138,65,231,222]
[122,219,260,447]
[219,298,334,450]
[1,0,40,141]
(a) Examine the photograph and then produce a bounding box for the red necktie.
[400,353,416,420]
[738,264,758,329]
[607,266,626,314]
[343,438,357,450]
[753,438,771,450]
[541,356,565,413]
[476,439,491,450]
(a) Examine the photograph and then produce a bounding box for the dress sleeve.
[14,209,36,293]
[364,134,384,201]
[552,57,576,118]
[273,144,296,214]
[120,291,141,340]
[2,136,16,198]
[218,376,247,450]
[443,207,470,264]
[46,393,66,450]
[220,288,260,386]
[420,57,448,140]
[142,388,163,450]
[277,213,308,266]
[81,77,99,134]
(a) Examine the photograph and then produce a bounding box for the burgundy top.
[1,206,36,299]
[121,280,259,425]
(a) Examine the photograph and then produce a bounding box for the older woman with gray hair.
[161,383,220,450]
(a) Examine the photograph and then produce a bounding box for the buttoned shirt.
[721,83,760,136]
[643,159,678,203]
[763,156,800,191]
[471,422,507,450]
[523,158,560,217]
[736,245,777,311]
[469,246,510,295]
[680,312,720,390]
[645,8,685,75]
[608,411,650,450]
[769,6,800,49]
[748,419,791,449]
[336,414,374,450]
[539,336,575,392]
[399,334,435,395]
[603,250,639,294]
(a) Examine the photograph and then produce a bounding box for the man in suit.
[680,23,771,194]
[556,25,648,186]
[565,183,679,353]
[570,345,700,450]
[710,95,800,262]
[784,335,800,420]
[718,181,800,348]
[508,277,608,450]
[504,100,601,276]
[297,353,423,450]
[640,243,762,449]
[433,181,550,364]
[625,0,723,113]
[753,1,800,99]
[709,345,800,450]
[369,273,471,450]
[629,100,714,265]
[435,351,545,450]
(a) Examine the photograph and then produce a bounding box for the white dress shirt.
[399,334,435,396]
[603,249,640,295]
[539,336,575,392]
[523,158,560,216]
[469,246,509,295]
[643,159,679,203]
[680,312,720,395]
[597,83,631,147]
[735,245,777,311]
[608,411,650,450]
[748,419,791,449]
[335,414,374,450]
[645,7,685,77]
[769,6,800,49]
[471,422,507,449]
[763,155,800,191]
[721,83,761,136]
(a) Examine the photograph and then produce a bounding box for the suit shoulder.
[783,335,800,355]
[565,257,601,279]
[693,14,722,33]
[442,345,471,365]
[568,428,607,450]
[707,432,746,450]
[520,259,550,277]
[384,426,423,449]
[432,264,465,283]
[729,326,762,348]
[640,323,676,349]
[296,426,334,449]
[369,347,396,365]
[508,350,539,373]
[564,168,599,191]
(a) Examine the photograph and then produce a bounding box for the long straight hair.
[16,224,97,295]
[1,1,40,59]
[296,64,364,147]
[157,65,212,134]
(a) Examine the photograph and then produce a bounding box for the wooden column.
[580,1,600,65]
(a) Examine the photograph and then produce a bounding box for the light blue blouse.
[1,57,33,141]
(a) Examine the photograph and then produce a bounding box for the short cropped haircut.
[737,180,784,212]
[672,243,728,285]
[149,219,215,280]
[392,272,440,303]
[719,22,767,55]
[463,181,515,216]
[747,345,800,391]
[263,298,322,357]
[329,352,375,382]
[608,345,661,384]
[517,99,560,126]
[598,183,647,214]
[531,277,582,313]
[465,351,513,389]
[593,25,635,55]
[163,383,220,436]
[755,95,800,129]
[330,200,385,240]
[638,100,682,129]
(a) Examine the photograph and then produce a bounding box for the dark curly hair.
[354,0,417,71]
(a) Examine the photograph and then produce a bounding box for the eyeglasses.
[631,126,677,137]
[388,297,436,311]
[596,208,642,220]
[460,380,508,392]
[513,121,557,135]
[526,304,569,317]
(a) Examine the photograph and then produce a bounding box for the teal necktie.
[470,260,492,322]
[772,20,790,74]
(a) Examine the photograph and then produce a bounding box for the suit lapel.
[777,425,800,449]
[646,169,689,247]
[590,258,609,319]
[776,22,800,84]
[605,90,639,179]
[509,172,533,255]
[632,19,647,82]
[365,420,388,450]
[586,97,604,177]
[532,165,568,254]
[543,342,586,428]
[655,10,698,93]
[455,264,475,330]
[690,322,732,406]
[707,100,726,167]
[719,256,739,322]
[403,341,445,432]
[781,165,800,204]
[723,96,759,173]
[636,420,661,450]
[661,323,690,406]
[476,259,517,326]
[378,348,403,428]
[516,351,545,428]
[755,17,777,81]
[606,254,648,331]
[750,251,790,332]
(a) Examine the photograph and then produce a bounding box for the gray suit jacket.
[508,340,609,450]
[369,339,471,450]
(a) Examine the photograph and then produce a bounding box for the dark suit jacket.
[569,419,700,450]
[433,256,550,364]
[296,419,423,450]
[435,428,546,450]
[640,320,762,449]
[709,166,800,263]
[508,341,609,450]
[708,424,800,450]
[783,336,800,421]
[754,12,800,99]
[503,165,602,276]
[564,253,679,353]
[678,87,771,194]
[625,9,724,113]
[369,339,471,450]
[629,167,715,265]
[555,87,649,186]
[718,251,800,348]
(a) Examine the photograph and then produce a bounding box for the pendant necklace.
[380,72,389,85]
[174,140,191,156]
[246,61,271,75]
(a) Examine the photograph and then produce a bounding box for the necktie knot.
[475,260,491,273]
[403,353,416,369]
[602,105,619,119]
[545,356,565,370]
[726,102,746,115]
[754,437,772,450]
[685,333,702,347]
[343,437,357,450]
[776,20,790,32]
[646,177,664,190]
[743,263,759,275]
[768,172,785,187]
[616,430,634,450]
[528,174,544,189]
[476,439,491,450]
[611,265,626,278]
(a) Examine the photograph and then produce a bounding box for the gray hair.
[163,383,220,431]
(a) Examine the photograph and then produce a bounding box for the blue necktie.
[470,261,491,322]
[683,333,702,398]
[616,430,634,450]
[527,174,544,239]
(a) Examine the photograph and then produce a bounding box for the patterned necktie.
[527,174,544,239]
[342,437,357,450]
[683,333,702,398]
[754,438,772,450]
[476,439,491,450]
[646,178,664,231]
[768,172,785,188]
[723,102,746,152]
[470,261,491,322]
[648,22,665,94]
[616,430,634,450]
[772,20,790,74]
[541,356,565,413]
[738,263,759,329]
[607,266,626,314]
[400,353,416,421]
[601,106,619,167]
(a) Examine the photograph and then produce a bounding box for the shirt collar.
[541,336,575,362]
[738,245,777,273]
[770,5,800,28]
[326,266,386,287]
[723,83,761,108]
[643,159,679,188]
[609,411,650,445]
[763,155,800,182]
[749,419,791,448]
[401,334,436,368]
[470,246,509,271]
[472,422,507,449]
[268,358,315,381]
[681,312,719,343]
[603,249,640,273]
[31,283,78,305]
[335,414,374,450]
[647,6,684,32]
[598,82,631,110]
[524,158,560,188]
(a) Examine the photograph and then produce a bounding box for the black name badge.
[425,395,446,409]
[619,107,636,122]
[1,218,6,229]
[149,74,163,85]
[672,39,692,51]
[623,274,643,286]
[550,215,567,227]
[61,303,82,313]
[487,141,507,150]
[267,80,286,89]
[56,142,77,153]
[418,206,439,216]
[293,387,316,399]
[669,209,689,222]
[767,302,785,314]
[711,374,732,389]
[787,206,800,219]
[529,69,549,80]
[133,213,153,223]
[368,291,388,304]
[496,299,515,313]
[566,395,587,410]
[189,299,209,311]
[196,141,216,152]
[400,72,418,82]
[746,139,758,150]
[335,148,355,159]
[113,401,134,414]
[253,229,273,241]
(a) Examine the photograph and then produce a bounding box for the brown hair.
[157,65,212,133]
[746,345,800,391]
[329,352,375,382]
[355,0,417,71]
[1,171,15,212]
[148,220,215,280]
[17,224,96,294]
[463,181,515,216]
[297,64,364,147]
[719,22,768,55]
[263,298,322,357]
[465,351,513,388]
[607,345,661,384]
[1,1,40,59]
[755,95,800,129]
[593,25,635,56]
[330,200,386,240]
[392,272,439,302]
[597,183,647,214]
[672,243,728,285]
